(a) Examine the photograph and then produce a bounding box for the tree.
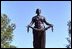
[1,14,16,48]
[66,20,71,48]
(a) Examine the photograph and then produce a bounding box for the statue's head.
[36,9,41,15]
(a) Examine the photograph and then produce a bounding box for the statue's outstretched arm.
[44,17,53,32]
[27,17,34,32]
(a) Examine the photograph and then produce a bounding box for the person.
[27,9,53,48]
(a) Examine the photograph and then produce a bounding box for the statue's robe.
[31,16,46,48]
[33,28,45,48]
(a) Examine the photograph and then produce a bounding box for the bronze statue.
[27,9,53,48]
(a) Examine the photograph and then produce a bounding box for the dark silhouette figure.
[27,9,53,48]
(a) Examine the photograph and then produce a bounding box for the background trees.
[66,20,71,48]
[1,14,16,48]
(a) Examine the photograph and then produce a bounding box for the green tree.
[66,20,71,48]
[1,14,16,48]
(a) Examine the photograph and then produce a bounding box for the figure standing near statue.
[27,9,53,48]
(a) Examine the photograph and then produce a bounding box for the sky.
[1,1,71,48]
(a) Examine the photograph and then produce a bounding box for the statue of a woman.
[27,9,53,48]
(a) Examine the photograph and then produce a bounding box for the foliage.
[1,14,16,48]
